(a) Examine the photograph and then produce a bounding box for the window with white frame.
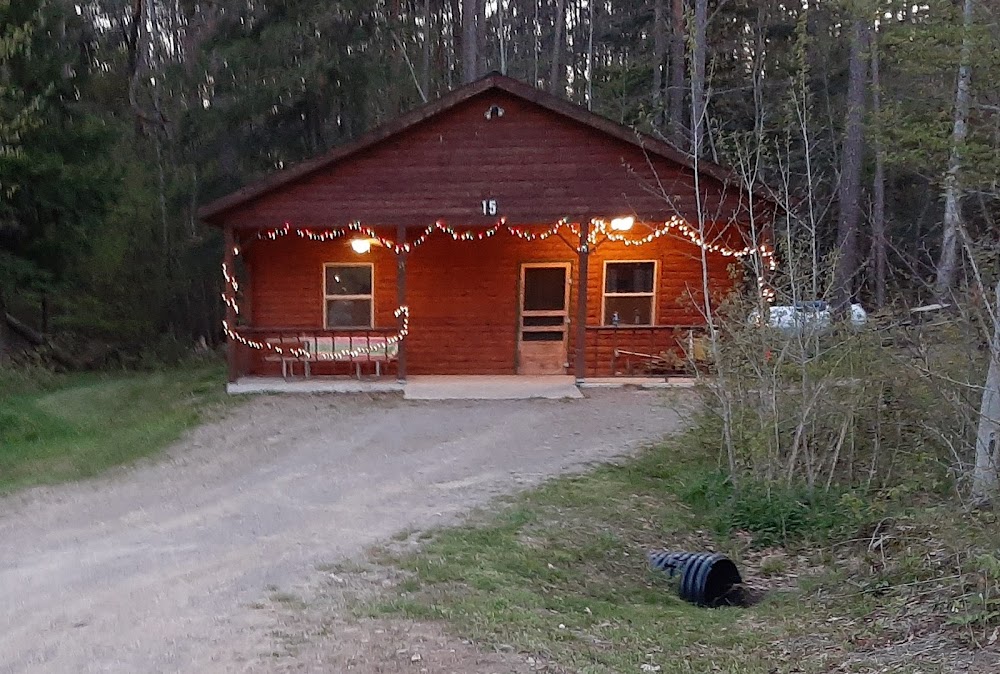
[324,263,374,329]
[603,261,656,326]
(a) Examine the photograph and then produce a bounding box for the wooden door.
[518,264,570,375]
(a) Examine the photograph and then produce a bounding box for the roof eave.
[198,73,777,225]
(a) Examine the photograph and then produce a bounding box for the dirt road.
[0,390,683,673]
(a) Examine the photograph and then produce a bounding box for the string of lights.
[226,215,779,354]
[506,219,568,241]
[252,216,775,266]
[222,245,411,360]
[257,220,509,254]
[221,307,410,360]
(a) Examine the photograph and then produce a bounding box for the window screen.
[324,264,373,328]
[603,262,655,326]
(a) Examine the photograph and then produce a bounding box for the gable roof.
[199,72,764,224]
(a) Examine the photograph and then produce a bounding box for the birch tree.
[933,0,974,303]
[973,280,1000,503]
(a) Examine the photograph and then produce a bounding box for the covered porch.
[226,374,696,398]
[221,218,720,385]
[202,74,772,388]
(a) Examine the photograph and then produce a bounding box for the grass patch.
[0,363,232,492]
[369,428,999,673]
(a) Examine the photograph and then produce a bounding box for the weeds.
[0,362,231,491]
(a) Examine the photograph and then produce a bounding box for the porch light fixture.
[610,216,634,231]
[350,238,372,254]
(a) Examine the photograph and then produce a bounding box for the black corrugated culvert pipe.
[648,551,746,607]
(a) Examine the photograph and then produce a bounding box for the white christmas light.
[231,214,780,352]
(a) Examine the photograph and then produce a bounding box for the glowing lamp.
[350,238,372,254]
[610,216,634,231]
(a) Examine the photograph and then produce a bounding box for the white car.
[750,301,868,335]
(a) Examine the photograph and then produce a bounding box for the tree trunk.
[973,279,1000,503]
[497,0,507,75]
[652,0,666,126]
[460,0,476,84]
[421,0,432,96]
[934,0,974,303]
[871,30,887,309]
[549,0,565,95]
[668,0,686,142]
[476,0,487,74]
[585,0,594,109]
[690,0,707,155]
[0,289,9,362]
[533,0,540,85]
[831,18,869,313]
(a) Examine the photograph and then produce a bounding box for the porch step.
[403,375,583,401]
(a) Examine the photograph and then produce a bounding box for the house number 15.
[481,199,498,216]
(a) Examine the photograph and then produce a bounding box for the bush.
[693,290,982,497]
[0,363,60,396]
[679,467,877,547]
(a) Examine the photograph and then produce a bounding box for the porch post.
[574,218,590,384]
[396,223,408,382]
[223,223,239,384]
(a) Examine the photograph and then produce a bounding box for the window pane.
[604,296,653,325]
[326,299,372,328]
[523,267,566,311]
[522,330,564,342]
[605,262,654,294]
[523,315,565,327]
[325,265,372,296]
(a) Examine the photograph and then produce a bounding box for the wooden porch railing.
[234,326,401,379]
[583,325,710,378]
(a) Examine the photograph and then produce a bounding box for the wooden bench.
[311,335,399,379]
[264,336,313,379]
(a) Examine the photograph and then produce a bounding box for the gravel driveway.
[0,389,684,673]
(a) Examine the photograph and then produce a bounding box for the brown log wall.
[238,226,737,377]
[214,91,747,230]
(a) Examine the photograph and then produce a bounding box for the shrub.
[679,467,877,547]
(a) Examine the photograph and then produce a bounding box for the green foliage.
[0,363,230,492]
[370,439,797,673]
[0,0,43,170]
[1,0,120,323]
[681,470,877,547]
[878,0,1000,184]
[699,288,980,499]
[362,421,986,672]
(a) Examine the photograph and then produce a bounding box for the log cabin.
[199,73,775,384]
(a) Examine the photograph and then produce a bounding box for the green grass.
[367,432,999,674]
[0,363,232,492]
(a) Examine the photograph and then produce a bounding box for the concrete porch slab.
[403,375,583,400]
[227,375,692,398]
[580,376,697,389]
[227,376,404,395]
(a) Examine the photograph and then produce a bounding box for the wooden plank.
[224,224,238,383]
[396,222,408,382]
[575,220,590,382]
[519,341,567,375]
[200,75,772,224]
[242,227,734,377]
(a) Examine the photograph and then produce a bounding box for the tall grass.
[0,363,231,492]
